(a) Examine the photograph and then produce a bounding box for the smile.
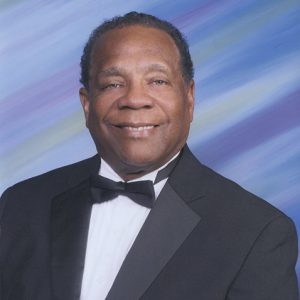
[121,125,155,131]
[111,123,159,137]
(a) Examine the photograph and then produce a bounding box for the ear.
[186,80,195,122]
[79,87,90,127]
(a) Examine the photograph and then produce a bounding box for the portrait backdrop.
[1,0,299,283]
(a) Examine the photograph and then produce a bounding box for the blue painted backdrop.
[1,0,299,282]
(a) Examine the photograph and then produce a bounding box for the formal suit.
[0,146,298,299]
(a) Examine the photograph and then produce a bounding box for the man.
[0,11,298,300]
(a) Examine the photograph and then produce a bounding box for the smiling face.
[80,25,194,180]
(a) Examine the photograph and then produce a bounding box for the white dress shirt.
[80,155,178,300]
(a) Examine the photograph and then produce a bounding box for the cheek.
[87,108,100,129]
[165,98,190,124]
[86,105,108,141]
[167,103,192,141]
[87,99,109,125]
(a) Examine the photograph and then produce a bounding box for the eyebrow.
[144,63,169,74]
[97,64,170,78]
[97,67,124,77]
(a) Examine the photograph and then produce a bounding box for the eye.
[100,83,124,90]
[152,79,168,86]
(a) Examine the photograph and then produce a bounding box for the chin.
[120,149,162,170]
[122,153,156,167]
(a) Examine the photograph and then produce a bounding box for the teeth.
[124,125,154,131]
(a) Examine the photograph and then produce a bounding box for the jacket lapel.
[49,154,100,299]
[106,182,201,300]
[50,180,96,299]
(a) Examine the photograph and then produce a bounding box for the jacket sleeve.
[227,216,299,300]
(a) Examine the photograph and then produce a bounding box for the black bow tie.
[90,156,179,208]
[90,177,155,208]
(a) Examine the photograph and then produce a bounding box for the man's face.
[80,25,194,180]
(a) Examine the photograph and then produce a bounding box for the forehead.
[90,25,181,69]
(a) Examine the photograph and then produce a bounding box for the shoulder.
[173,146,291,231]
[0,155,99,218]
[200,161,284,221]
[2,155,99,195]
[176,148,298,274]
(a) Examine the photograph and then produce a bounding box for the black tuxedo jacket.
[0,146,298,300]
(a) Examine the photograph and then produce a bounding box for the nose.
[117,82,154,110]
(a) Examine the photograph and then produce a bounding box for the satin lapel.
[50,179,92,300]
[106,182,201,300]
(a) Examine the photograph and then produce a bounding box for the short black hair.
[80,11,194,89]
